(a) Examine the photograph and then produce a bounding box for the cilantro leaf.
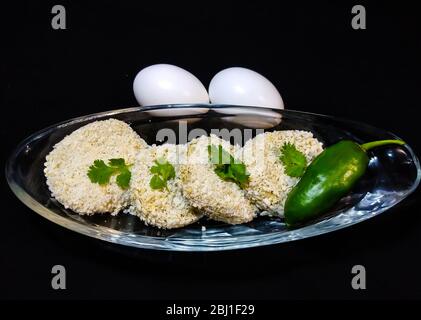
[208,144,231,165]
[116,167,131,190]
[149,174,166,190]
[87,158,132,190]
[149,158,176,191]
[208,144,250,189]
[279,143,307,177]
[87,160,116,185]
[229,162,249,187]
[109,158,125,167]
[150,165,160,175]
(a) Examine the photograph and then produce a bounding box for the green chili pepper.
[284,139,406,228]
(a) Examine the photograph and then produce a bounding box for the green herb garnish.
[149,158,175,191]
[208,144,249,189]
[279,143,307,177]
[87,158,131,190]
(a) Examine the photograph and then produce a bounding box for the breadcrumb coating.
[239,130,323,216]
[180,134,256,224]
[129,143,202,229]
[44,119,147,215]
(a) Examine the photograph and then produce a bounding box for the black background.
[1,1,421,300]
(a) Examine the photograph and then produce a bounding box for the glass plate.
[5,105,421,251]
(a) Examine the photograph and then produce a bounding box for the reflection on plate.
[213,106,282,129]
[144,105,209,120]
[6,105,420,251]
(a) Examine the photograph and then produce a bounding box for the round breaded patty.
[44,119,147,215]
[239,130,323,216]
[130,143,202,229]
[180,134,256,225]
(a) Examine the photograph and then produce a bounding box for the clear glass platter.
[5,105,421,251]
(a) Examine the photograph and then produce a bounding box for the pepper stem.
[360,139,406,152]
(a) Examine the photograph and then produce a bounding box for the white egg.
[209,67,284,109]
[133,64,209,106]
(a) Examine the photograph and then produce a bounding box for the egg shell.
[133,64,209,106]
[209,67,284,109]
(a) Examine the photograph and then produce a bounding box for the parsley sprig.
[208,144,249,189]
[87,158,131,190]
[279,143,307,177]
[149,158,176,191]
